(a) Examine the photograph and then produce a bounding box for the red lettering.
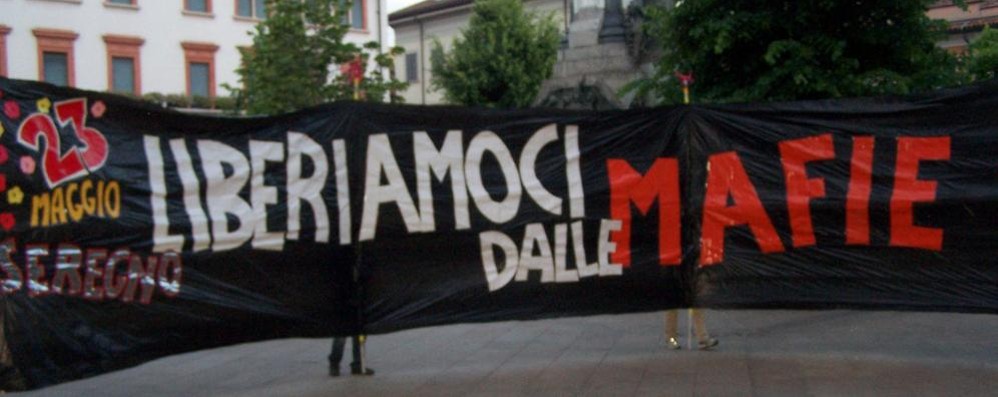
[607,158,681,267]
[122,254,158,304]
[17,114,87,187]
[0,239,23,294]
[83,249,107,300]
[779,134,834,247]
[846,137,875,245]
[52,243,83,296]
[54,99,109,171]
[700,152,784,265]
[157,252,183,298]
[103,249,130,299]
[24,244,50,297]
[890,137,950,250]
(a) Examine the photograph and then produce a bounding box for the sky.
[386,0,427,44]
[388,0,425,13]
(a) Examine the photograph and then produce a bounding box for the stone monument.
[536,0,659,110]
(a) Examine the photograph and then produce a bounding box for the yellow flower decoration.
[0,123,5,138]
[7,186,23,205]
[36,98,51,113]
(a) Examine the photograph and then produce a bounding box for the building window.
[107,0,136,5]
[43,53,69,86]
[0,25,10,77]
[104,35,144,95]
[405,52,418,82]
[181,42,218,99]
[339,0,365,30]
[185,0,211,13]
[33,28,78,87]
[111,57,135,93]
[236,0,266,19]
[189,63,210,97]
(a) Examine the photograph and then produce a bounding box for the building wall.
[392,0,567,105]
[928,1,998,52]
[0,0,385,97]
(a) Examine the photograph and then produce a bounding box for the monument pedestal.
[535,5,649,110]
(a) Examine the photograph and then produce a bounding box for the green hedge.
[139,93,239,112]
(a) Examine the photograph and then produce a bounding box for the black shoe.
[698,338,719,350]
[329,366,341,377]
[350,365,375,376]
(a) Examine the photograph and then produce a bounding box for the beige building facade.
[929,0,998,53]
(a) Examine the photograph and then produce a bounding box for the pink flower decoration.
[0,213,13,232]
[3,100,19,120]
[0,145,7,164]
[91,100,106,118]
[20,156,35,175]
[674,71,695,88]
[0,174,6,192]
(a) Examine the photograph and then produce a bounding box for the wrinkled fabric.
[0,77,995,390]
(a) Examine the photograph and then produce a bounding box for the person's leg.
[328,337,346,376]
[692,310,718,350]
[664,310,680,349]
[350,336,361,367]
[349,335,375,375]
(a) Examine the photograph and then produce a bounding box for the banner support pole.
[678,70,695,351]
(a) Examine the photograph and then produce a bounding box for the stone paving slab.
[15,310,998,397]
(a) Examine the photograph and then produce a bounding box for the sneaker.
[350,365,375,376]
[666,337,681,350]
[698,338,719,350]
[329,366,341,377]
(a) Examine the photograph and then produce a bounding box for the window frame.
[181,41,219,100]
[405,52,418,83]
[103,34,144,95]
[349,0,366,31]
[33,28,78,87]
[234,0,266,20]
[0,25,10,77]
[183,0,212,14]
[104,0,137,8]
[338,0,367,31]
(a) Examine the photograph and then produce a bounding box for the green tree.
[966,26,998,81]
[430,0,560,108]
[628,0,964,104]
[228,0,407,115]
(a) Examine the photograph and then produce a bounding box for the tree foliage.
[966,26,998,81]
[228,0,407,115]
[430,0,560,108]
[629,0,965,104]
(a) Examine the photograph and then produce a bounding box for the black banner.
[0,77,996,390]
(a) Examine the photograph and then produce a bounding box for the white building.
[0,0,389,100]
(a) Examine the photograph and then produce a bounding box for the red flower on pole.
[0,213,14,232]
[349,56,364,84]
[0,145,7,165]
[0,174,6,192]
[674,71,695,88]
[3,100,20,120]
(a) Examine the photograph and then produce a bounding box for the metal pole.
[682,73,693,350]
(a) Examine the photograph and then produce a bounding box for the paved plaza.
[17,310,998,397]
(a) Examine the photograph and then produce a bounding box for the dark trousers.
[329,336,361,368]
